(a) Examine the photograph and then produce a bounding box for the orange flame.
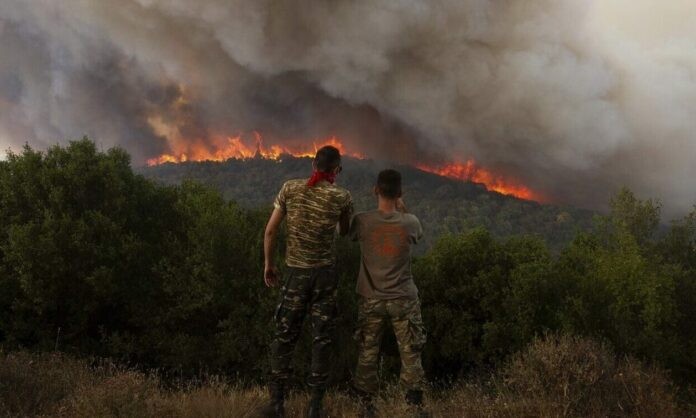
[147,131,541,201]
[146,133,363,166]
[416,161,543,201]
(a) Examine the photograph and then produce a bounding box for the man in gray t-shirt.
[350,169,429,417]
[350,205,423,299]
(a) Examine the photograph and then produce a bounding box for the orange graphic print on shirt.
[368,224,409,258]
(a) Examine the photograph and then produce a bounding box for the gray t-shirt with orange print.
[349,210,423,300]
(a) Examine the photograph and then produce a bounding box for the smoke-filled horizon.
[1,1,695,216]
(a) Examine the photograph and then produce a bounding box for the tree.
[605,187,661,248]
[414,229,558,378]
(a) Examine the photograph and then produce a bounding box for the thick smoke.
[1,0,695,216]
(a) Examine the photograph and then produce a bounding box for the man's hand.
[264,265,280,288]
[264,207,285,288]
[396,197,407,213]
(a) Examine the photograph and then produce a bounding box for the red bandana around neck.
[307,170,336,187]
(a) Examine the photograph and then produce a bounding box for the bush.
[66,371,172,417]
[0,350,93,416]
[415,229,560,378]
[500,334,680,417]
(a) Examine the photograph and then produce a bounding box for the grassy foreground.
[1,335,693,417]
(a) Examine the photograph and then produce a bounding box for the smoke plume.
[1,0,695,216]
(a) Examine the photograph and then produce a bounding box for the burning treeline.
[146,133,541,201]
[142,86,539,200]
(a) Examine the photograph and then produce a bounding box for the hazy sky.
[594,0,696,44]
[1,0,695,216]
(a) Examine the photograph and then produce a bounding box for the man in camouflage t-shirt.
[262,145,353,418]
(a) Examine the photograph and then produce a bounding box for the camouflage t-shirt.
[274,179,353,268]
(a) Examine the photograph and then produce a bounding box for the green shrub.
[415,229,560,377]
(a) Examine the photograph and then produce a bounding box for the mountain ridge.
[139,156,595,251]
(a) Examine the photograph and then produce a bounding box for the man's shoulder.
[327,183,351,197]
[283,179,351,202]
[403,213,422,230]
[402,213,420,223]
[318,183,352,205]
[282,178,306,188]
[354,210,378,219]
[279,179,307,194]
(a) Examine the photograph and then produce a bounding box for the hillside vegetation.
[141,156,595,252]
[1,139,695,411]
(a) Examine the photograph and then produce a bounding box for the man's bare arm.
[264,207,285,287]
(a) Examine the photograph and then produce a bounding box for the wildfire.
[147,133,541,201]
[146,133,363,166]
[416,161,542,201]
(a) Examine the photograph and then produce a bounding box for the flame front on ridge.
[147,133,541,201]
[415,161,543,201]
[146,132,362,166]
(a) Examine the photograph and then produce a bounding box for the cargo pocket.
[353,301,366,344]
[273,301,283,323]
[273,269,294,323]
[353,325,363,344]
[408,305,427,352]
[354,298,376,344]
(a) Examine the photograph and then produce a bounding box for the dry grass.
[496,335,685,417]
[1,336,693,417]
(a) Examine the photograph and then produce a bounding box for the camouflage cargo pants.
[269,266,338,390]
[353,297,427,395]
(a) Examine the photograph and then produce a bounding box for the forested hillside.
[140,156,595,251]
[2,139,696,392]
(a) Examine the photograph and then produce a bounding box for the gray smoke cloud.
[1,0,695,216]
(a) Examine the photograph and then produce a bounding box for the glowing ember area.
[416,161,543,201]
[146,133,363,166]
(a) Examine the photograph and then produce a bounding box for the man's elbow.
[265,226,278,240]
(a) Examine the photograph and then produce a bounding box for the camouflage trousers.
[353,297,427,395]
[269,265,338,390]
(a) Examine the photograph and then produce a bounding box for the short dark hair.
[314,146,341,172]
[377,169,402,199]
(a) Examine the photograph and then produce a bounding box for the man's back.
[263,146,352,415]
[351,210,423,299]
[275,178,352,268]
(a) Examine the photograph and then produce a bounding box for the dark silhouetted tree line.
[1,139,694,386]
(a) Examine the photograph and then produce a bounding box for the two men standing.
[263,146,428,417]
